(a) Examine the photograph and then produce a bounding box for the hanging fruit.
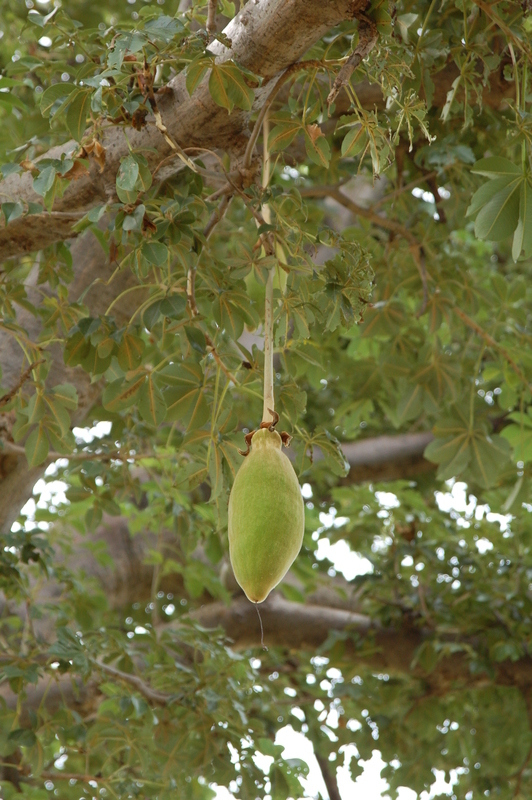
[228,413,304,603]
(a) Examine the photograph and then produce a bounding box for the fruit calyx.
[238,408,292,456]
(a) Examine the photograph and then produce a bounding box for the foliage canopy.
[1,0,532,798]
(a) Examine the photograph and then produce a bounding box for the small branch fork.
[242,59,326,172]
[453,306,532,394]
[136,62,198,174]
[186,194,239,386]
[0,360,45,412]
[327,18,379,107]
[93,659,170,706]
[299,184,429,315]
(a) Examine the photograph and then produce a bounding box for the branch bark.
[4,595,532,719]
[0,2,515,263]
[0,0,367,262]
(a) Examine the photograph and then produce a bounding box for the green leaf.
[2,202,24,223]
[474,179,521,241]
[469,434,511,488]
[0,93,28,113]
[208,444,224,499]
[65,90,92,141]
[160,294,187,319]
[213,293,245,340]
[341,125,367,157]
[208,62,254,113]
[142,241,169,266]
[268,120,301,153]
[44,395,71,436]
[117,155,139,192]
[424,432,471,481]
[143,298,162,329]
[40,82,77,116]
[64,332,91,367]
[117,333,145,371]
[138,375,166,426]
[304,128,331,168]
[466,175,519,219]
[33,166,56,197]
[209,64,233,112]
[471,157,523,178]
[396,383,424,424]
[27,393,46,425]
[185,325,207,354]
[25,424,49,467]
[102,375,146,413]
[512,179,532,261]
[51,384,78,411]
[186,56,211,96]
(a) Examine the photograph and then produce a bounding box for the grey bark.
[4,594,532,718]
[0,0,367,261]
[0,0,513,262]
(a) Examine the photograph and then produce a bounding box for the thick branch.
[4,595,532,719]
[0,0,367,262]
[312,431,435,482]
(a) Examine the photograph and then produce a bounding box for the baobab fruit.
[228,427,304,603]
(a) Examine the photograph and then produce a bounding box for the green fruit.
[228,427,304,603]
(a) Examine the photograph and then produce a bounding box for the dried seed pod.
[228,428,304,603]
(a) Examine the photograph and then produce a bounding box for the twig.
[242,59,326,171]
[92,659,171,706]
[417,582,434,627]
[203,193,232,239]
[327,18,379,107]
[0,359,45,411]
[299,185,429,312]
[453,306,532,393]
[472,0,532,60]
[513,740,532,798]
[40,771,107,783]
[186,194,239,386]
[411,243,429,317]
[372,170,439,210]
[299,185,419,243]
[137,64,198,174]
[207,0,217,36]
[0,441,160,463]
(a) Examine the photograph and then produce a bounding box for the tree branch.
[327,17,379,106]
[5,594,532,719]
[0,0,367,262]
[314,751,342,800]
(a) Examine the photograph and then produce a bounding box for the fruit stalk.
[262,110,275,424]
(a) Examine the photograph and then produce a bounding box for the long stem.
[263,268,274,423]
[262,111,274,424]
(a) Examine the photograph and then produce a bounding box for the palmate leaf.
[208,62,254,113]
[25,424,49,467]
[474,179,521,241]
[65,90,92,142]
[102,375,146,413]
[466,175,519,219]
[470,157,523,178]
[500,409,532,463]
[424,407,511,488]
[467,157,532,258]
[138,375,166,426]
